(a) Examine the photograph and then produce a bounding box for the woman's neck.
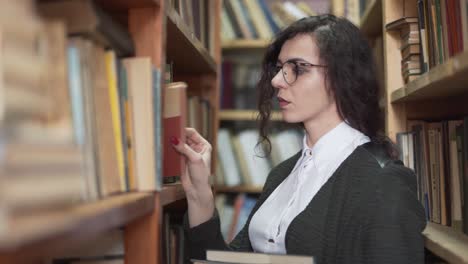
[303,113,343,148]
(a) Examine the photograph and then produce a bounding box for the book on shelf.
[216,128,302,188]
[192,250,314,264]
[221,0,327,43]
[163,82,188,183]
[400,119,468,235]
[122,57,161,191]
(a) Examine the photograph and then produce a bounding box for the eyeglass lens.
[282,62,297,84]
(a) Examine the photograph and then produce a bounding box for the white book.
[283,2,308,20]
[217,129,242,186]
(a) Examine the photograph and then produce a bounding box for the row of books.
[169,0,216,55]
[216,128,303,187]
[221,60,261,110]
[397,118,468,235]
[0,0,200,234]
[162,213,186,264]
[386,0,468,83]
[216,194,258,242]
[332,0,371,26]
[221,0,320,42]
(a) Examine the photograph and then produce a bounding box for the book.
[192,250,314,264]
[163,82,187,183]
[122,57,159,191]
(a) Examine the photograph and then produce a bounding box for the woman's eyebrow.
[285,57,310,63]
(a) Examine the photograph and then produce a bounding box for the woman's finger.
[185,127,209,145]
[171,138,201,162]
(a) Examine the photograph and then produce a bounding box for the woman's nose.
[271,70,286,89]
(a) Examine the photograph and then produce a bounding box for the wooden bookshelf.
[0,193,154,259]
[359,0,382,37]
[165,6,217,74]
[0,0,221,263]
[219,110,282,121]
[215,185,263,194]
[222,39,270,50]
[382,1,468,262]
[161,183,186,206]
[391,51,468,103]
[423,223,468,264]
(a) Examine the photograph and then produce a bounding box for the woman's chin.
[281,112,302,124]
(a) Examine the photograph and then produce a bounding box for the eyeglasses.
[271,60,327,85]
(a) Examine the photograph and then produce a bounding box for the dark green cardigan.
[185,143,427,264]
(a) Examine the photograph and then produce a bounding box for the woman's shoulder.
[351,142,419,206]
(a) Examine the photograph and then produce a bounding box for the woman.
[171,14,426,264]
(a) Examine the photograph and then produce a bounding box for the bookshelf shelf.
[215,185,263,194]
[95,0,160,11]
[161,183,186,206]
[219,110,282,121]
[222,39,270,50]
[423,222,468,263]
[165,7,217,74]
[0,192,154,251]
[359,0,382,37]
[391,51,468,103]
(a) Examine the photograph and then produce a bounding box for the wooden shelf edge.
[391,51,468,103]
[222,39,271,50]
[359,0,382,37]
[95,0,160,12]
[160,183,186,206]
[423,222,468,263]
[219,110,282,121]
[165,7,217,74]
[215,185,263,194]
[0,192,155,251]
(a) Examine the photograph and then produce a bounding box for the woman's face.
[271,34,337,125]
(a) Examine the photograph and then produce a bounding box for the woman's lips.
[278,97,290,108]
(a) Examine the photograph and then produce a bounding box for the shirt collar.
[300,121,367,167]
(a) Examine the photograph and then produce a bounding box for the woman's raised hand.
[171,127,215,227]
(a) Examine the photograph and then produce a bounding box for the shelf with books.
[391,51,468,103]
[215,185,263,194]
[219,110,282,121]
[359,0,382,37]
[0,0,221,263]
[165,6,217,74]
[222,39,270,50]
[382,0,468,262]
[423,222,468,264]
[0,192,154,252]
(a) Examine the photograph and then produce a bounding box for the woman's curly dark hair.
[257,14,398,158]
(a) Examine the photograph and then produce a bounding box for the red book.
[163,82,187,183]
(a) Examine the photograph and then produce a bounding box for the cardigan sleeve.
[184,152,302,262]
[361,163,427,264]
[183,209,253,261]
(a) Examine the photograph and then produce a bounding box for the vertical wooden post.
[124,194,161,264]
[382,0,407,140]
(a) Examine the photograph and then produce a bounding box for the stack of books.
[386,17,422,84]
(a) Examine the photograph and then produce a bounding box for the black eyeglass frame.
[272,60,327,85]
